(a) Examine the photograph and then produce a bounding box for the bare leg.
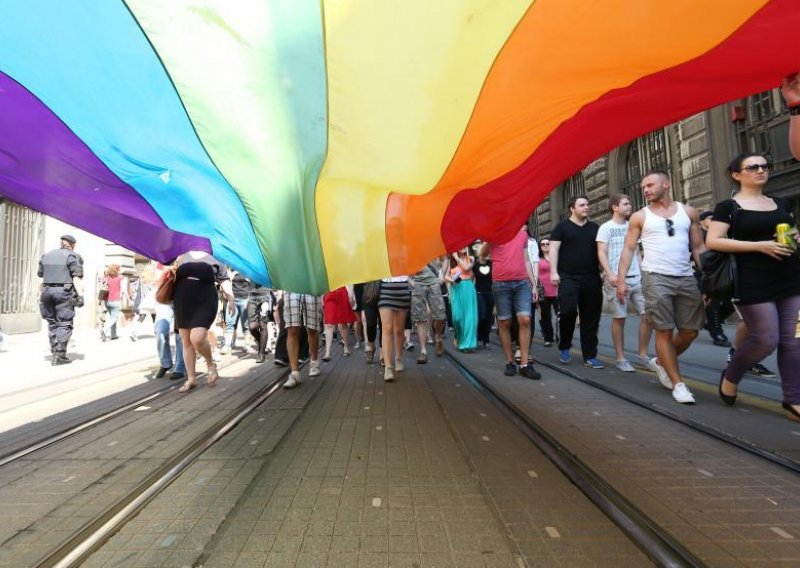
[179,328,197,384]
[498,318,513,364]
[638,316,652,359]
[379,308,395,367]
[611,317,625,361]
[324,324,335,358]
[517,315,532,366]
[416,322,428,355]
[394,311,407,368]
[339,324,351,354]
[655,328,698,386]
[287,326,301,372]
[307,329,320,362]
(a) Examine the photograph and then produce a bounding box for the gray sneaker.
[615,360,636,373]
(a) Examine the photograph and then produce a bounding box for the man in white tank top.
[616,171,707,404]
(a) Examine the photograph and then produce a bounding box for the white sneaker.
[353,341,361,350]
[672,382,695,404]
[284,371,301,389]
[212,349,222,363]
[615,360,635,372]
[650,357,673,390]
[309,360,321,377]
[395,359,404,373]
[384,366,395,382]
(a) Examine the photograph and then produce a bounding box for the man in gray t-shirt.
[596,194,651,373]
[410,258,446,362]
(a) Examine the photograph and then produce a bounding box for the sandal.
[207,364,219,387]
[322,356,331,362]
[416,353,428,365]
[178,380,197,393]
[435,339,444,357]
[365,349,374,364]
[343,351,351,357]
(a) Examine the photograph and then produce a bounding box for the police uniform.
[38,235,83,363]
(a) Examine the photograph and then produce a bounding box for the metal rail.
[445,352,707,568]
[35,369,290,568]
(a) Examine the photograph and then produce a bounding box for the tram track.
[31,365,292,568]
[444,350,706,568]
[486,337,800,475]
[0,355,248,469]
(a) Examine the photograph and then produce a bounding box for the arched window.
[558,172,585,220]
[621,129,670,210]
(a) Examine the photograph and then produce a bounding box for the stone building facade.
[535,89,800,234]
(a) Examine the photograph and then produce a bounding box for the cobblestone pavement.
[74,348,647,567]
[450,345,800,567]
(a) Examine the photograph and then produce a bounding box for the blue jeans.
[103,300,122,337]
[492,280,533,320]
[155,318,185,373]
[225,298,249,336]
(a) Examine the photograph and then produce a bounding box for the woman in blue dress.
[445,248,478,352]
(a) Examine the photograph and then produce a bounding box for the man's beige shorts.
[603,280,646,318]
[642,272,706,331]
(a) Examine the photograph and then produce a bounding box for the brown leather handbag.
[155,268,177,304]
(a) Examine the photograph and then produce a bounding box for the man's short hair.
[642,169,670,182]
[608,194,631,214]
[567,194,589,211]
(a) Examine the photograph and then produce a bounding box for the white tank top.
[640,203,694,277]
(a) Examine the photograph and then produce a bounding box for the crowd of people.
[30,74,800,421]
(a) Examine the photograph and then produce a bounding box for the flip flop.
[178,381,197,393]
[416,353,428,365]
[207,364,219,387]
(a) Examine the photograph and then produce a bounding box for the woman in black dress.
[706,153,800,420]
[173,251,236,392]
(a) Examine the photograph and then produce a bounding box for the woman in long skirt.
[445,248,478,352]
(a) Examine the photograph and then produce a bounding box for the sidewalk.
[0,327,165,397]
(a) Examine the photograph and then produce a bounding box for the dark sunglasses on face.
[741,163,772,173]
[665,218,675,237]
[541,242,550,246]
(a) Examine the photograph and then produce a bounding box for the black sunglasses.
[665,219,675,237]
[741,163,772,173]
[541,242,550,246]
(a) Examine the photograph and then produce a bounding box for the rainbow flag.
[1,1,797,293]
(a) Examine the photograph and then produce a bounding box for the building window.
[558,172,585,219]
[620,128,670,210]
[736,89,796,172]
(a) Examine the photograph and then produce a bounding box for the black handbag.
[700,201,739,299]
[362,280,381,306]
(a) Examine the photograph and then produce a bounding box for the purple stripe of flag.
[0,71,208,261]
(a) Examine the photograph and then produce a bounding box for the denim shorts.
[492,280,533,320]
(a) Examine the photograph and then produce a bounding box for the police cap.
[60,234,77,245]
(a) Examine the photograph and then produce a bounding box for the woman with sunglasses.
[706,153,800,420]
[537,240,558,346]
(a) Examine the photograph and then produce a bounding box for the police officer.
[38,235,84,365]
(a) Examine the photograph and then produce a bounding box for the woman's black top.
[473,259,493,294]
[712,197,800,305]
[173,254,229,329]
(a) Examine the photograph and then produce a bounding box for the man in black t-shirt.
[549,196,604,368]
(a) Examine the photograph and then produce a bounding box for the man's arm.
[782,73,800,160]
[686,206,707,267]
[524,248,539,302]
[596,242,616,286]
[615,212,643,301]
[548,241,561,287]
